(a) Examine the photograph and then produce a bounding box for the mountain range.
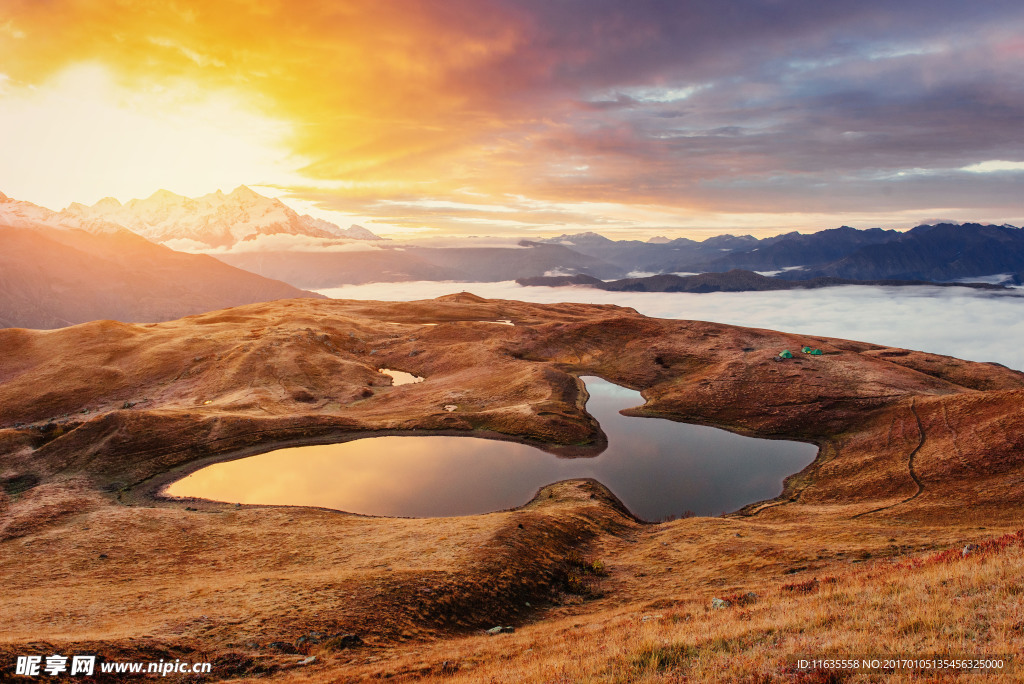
[5,183,1024,327]
[62,185,382,249]
[215,240,625,288]
[0,192,321,329]
[535,224,1024,284]
[516,270,1012,294]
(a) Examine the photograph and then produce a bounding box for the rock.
[296,631,325,647]
[486,626,514,635]
[268,641,298,654]
[323,633,364,651]
[711,597,731,610]
[298,656,316,665]
[962,543,980,557]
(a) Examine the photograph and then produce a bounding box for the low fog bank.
[318,282,1024,371]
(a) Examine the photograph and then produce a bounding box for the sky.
[2,1,1024,239]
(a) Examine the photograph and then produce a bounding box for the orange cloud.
[3,1,1024,237]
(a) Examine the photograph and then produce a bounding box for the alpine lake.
[166,376,818,521]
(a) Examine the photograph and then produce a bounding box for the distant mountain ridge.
[217,241,625,287]
[61,186,383,248]
[516,269,1014,293]
[540,223,1024,283]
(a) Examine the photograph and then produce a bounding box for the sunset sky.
[2,0,1024,238]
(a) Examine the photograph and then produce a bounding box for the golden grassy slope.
[1,295,1022,682]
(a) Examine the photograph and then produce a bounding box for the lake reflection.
[166,376,817,520]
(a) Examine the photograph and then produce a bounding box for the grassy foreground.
[272,532,1023,683]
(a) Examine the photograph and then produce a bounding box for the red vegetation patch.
[893,530,1024,571]
[781,578,820,593]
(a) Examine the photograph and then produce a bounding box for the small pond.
[378,368,423,385]
[165,376,817,520]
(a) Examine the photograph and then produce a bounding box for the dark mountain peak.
[516,273,603,287]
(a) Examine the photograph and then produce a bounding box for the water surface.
[167,376,817,520]
[378,368,423,385]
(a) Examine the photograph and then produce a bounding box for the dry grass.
[262,532,1023,683]
[3,297,1024,682]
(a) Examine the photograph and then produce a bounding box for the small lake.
[166,376,817,520]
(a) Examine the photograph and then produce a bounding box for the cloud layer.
[3,1,1024,236]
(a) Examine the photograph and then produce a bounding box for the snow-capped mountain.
[62,185,383,248]
[0,191,123,233]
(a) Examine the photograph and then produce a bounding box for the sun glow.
[0,64,306,209]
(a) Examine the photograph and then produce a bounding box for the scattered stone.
[323,634,364,651]
[444,404,457,412]
[268,641,298,654]
[640,614,663,622]
[298,656,316,665]
[486,626,515,635]
[296,631,325,647]
[711,597,731,610]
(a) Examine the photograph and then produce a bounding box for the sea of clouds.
[317,282,1024,371]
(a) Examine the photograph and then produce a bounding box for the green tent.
[778,350,793,359]
[809,348,823,355]
[801,346,813,353]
